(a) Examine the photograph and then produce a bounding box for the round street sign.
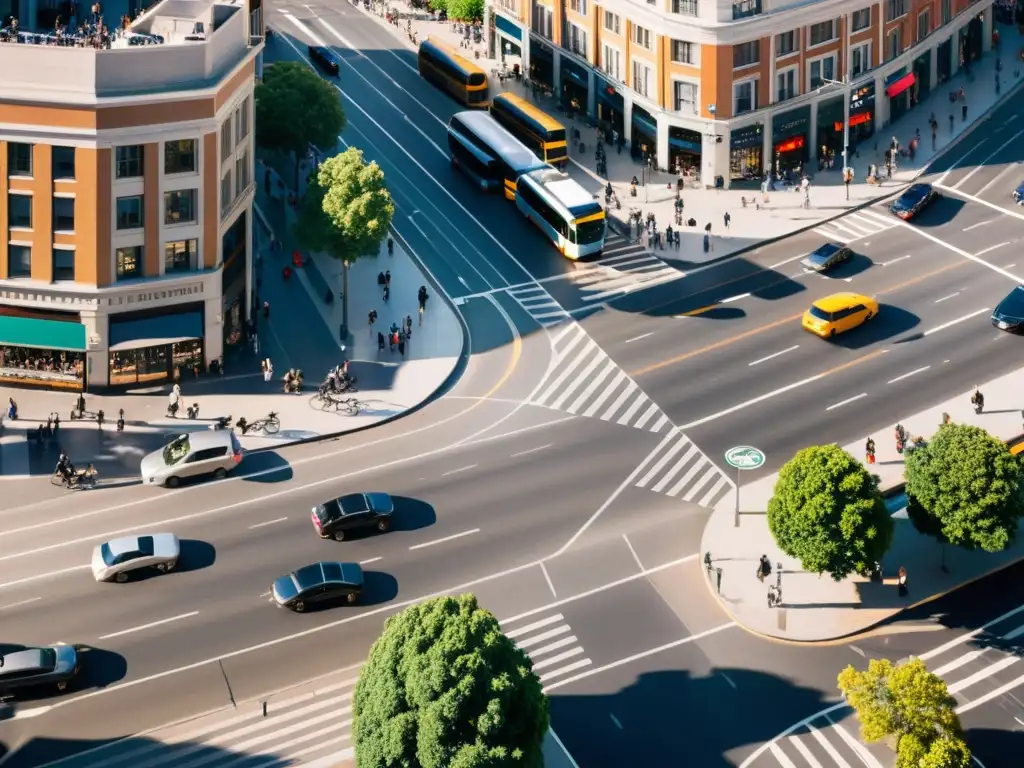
[724,446,765,470]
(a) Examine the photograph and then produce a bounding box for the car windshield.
[38,648,57,671]
[811,244,840,261]
[997,287,1024,318]
[162,435,190,466]
[809,305,834,322]
[100,542,117,567]
[317,501,340,523]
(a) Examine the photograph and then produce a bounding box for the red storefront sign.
[775,135,805,153]
[833,113,873,132]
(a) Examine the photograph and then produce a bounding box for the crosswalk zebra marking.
[633,432,732,506]
[500,612,592,686]
[813,209,897,244]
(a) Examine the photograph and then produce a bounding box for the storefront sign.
[886,72,916,98]
[560,57,587,85]
[850,82,876,111]
[772,106,810,141]
[775,135,805,153]
[106,283,205,308]
[669,127,702,152]
[632,108,657,138]
[730,123,764,150]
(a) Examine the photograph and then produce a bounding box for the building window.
[603,10,620,34]
[115,145,144,179]
[165,239,198,272]
[632,24,651,49]
[53,249,75,281]
[602,45,622,81]
[7,245,31,278]
[776,31,797,57]
[235,98,250,147]
[809,55,836,89]
[776,67,797,102]
[917,10,930,42]
[671,0,698,15]
[565,22,588,59]
[732,0,760,19]
[809,20,836,47]
[116,195,145,230]
[164,189,198,225]
[671,40,696,64]
[568,0,585,13]
[235,151,251,196]
[886,0,907,22]
[53,197,75,233]
[165,139,197,175]
[941,0,951,24]
[887,28,902,61]
[851,8,871,32]
[221,170,233,213]
[531,3,553,39]
[8,194,31,229]
[733,80,757,114]
[116,246,143,280]
[8,143,32,176]
[52,146,76,180]
[851,42,871,77]
[673,81,697,113]
[632,60,652,98]
[733,41,760,68]
[220,120,233,160]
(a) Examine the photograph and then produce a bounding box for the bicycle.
[50,465,99,490]
[236,411,281,435]
[337,398,362,415]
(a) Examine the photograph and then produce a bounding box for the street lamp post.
[819,77,852,187]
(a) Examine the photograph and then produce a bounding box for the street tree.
[352,594,549,768]
[767,444,892,580]
[896,733,972,768]
[447,0,483,21]
[427,0,448,13]
[838,657,962,750]
[254,61,346,190]
[294,148,394,341]
[905,422,1024,553]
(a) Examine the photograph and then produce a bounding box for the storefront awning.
[886,72,916,98]
[0,316,86,351]
[109,311,203,351]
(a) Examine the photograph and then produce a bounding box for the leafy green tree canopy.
[838,658,961,748]
[295,148,395,263]
[353,594,549,768]
[905,422,1024,552]
[254,61,346,159]
[427,0,448,13]
[767,444,893,580]
[448,0,483,21]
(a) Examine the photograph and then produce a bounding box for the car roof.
[0,648,49,672]
[813,292,871,311]
[293,562,363,590]
[903,183,932,197]
[364,492,392,511]
[105,535,144,555]
[172,430,236,451]
[337,494,369,515]
[997,285,1024,310]
[811,242,844,256]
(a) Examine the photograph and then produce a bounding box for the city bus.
[417,38,489,108]
[447,111,548,200]
[489,92,568,168]
[515,168,606,259]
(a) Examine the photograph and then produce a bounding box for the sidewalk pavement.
[360,1,1023,263]
[700,367,1024,643]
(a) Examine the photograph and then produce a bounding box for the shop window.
[165,239,198,272]
[8,193,31,229]
[776,67,797,102]
[775,31,797,57]
[52,146,76,180]
[116,246,143,280]
[886,0,907,22]
[671,0,697,16]
[0,345,84,387]
[917,10,930,42]
[671,40,696,65]
[809,20,836,47]
[733,80,758,115]
[235,98,250,147]
[173,339,204,376]
[603,11,620,34]
[632,24,651,50]
[7,244,31,278]
[110,345,170,386]
[673,81,697,113]
[220,119,233,161]
[165,139,197,175]
[941,0,950,24]
[631,60,652,98]
[809,55,836,89]
[53,248,75,281]
[851,8,871,32]
[602,45,622,81]
[852,42,872,77]
[732,0,760,20]
[565,22,587,59]
[164,189,198,225]
[115,145,144,179]
[116,195,144,230]
[733,41,759,68]
[53,197,75,233]
[8,143,32,176]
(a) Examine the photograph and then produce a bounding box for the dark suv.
[312,492,394,541]
[0,644,79,696]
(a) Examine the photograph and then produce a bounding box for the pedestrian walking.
[387,236,394,256]
[949,113,954,132]
[377,270,386,288]
[384,270,391,288]
[897,566,908,596]
[398,331,406,356]
[252,333,259,355]
[263,358,274,382]
[723,211,731,230]
[383,284,390,303]
[756,555,771,583]
[404,314,413,337]
[377,331,386,351]
[865,437,876,464]
[962,103,968,122]
[368,309,378,337]
[263,301,270,320]
[418,285,428,323]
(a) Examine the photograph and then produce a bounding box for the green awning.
[0,316,87,351]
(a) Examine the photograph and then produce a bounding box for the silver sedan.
[91,533,181,583]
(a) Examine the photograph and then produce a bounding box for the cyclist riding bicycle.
[55,451,76,483]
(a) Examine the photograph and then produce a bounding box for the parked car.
[0,644,79,695]
[1013,180,1024,205]
[141,431,243,488]
[801,242,852,273]
[270,562,364,612]
[889,183,937,221]
[92,533,180,583]
[309,45,340,75]
[311,492,394,541]
[992,285,1024,333]
[802,292,879,338]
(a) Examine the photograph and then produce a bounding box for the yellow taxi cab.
[802,292,879,338]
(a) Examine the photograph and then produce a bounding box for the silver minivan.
[141,431,244,488]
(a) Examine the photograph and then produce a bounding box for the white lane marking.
[248,517,287,530]
[768,253,811,270]
[949,655,1019,695]
[807,722,853,768]
[358,557,382,565]
[935,139,988,186]
[976,161,1022,198]
[959,669,1024,714]
[408,528,480,551]
[0,565,92,591]
[623,533,645,572]
[720,672,737,689]
[922,308,990,336]
[0,596,41,611]
[749,345,799,367]
[543,622,736,692]
[935,182,1024,224]
[98,611,199,640]
[887,366,930,384]
[893,218,1024,283]
[260,591,271,598]
[826,393,868,411]
[879,254,911,266]
[935,292,961,303]
[829,717,884,768]
[441,464,477,477]
[721,293,750,303]
[533,648,584,671]
[609,713,624,729]
[952,127,1024,189]
[504,614,564,639]
[769,743,799,768]
[976,242,1010,256]
[511,444,552,458]
[540,562,557,598]
[963,218,996,231]
[624,332,654,344]
[515,627,571,649]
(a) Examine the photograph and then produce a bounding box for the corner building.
[488,0,993,186]
[0,0,264,390]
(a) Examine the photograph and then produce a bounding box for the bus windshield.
[546,144,568,160]
[467,72,486,86]
[575,218,606,245]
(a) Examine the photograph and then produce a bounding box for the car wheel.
[829,328,837,338]
[865,312,874,321]
[377,519,390,533]
[156,563,167,572]
[333,530,346,542]
[294,601,305,612]
[213,468,227,480]
[114,572,129,583]
[346,592,358,604]
[166,476,180,489]
[56,681,68,691]
[166,559,177,572]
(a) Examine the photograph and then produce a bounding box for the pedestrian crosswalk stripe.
[807,723,852,768]
[539,658,592,682]
[601,379,637,421]
[829,719,883,768]
[633,432,731,507]
[789,733,819,766]
[503,613,563,638]
[500,612,591,685]
[532,647,584,671]
[637,438,690,488]
[812,209,897,244]
[549,347,605,410]
[566,361,616,414]
[529,635,578,656]
[698,476,730,508]
[769,743,799,768]
[582,370,626,418]
[634,402,659,429]
[517,626,571,648]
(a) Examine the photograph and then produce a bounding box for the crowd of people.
[0,3,161,48]
[0,345,84,384]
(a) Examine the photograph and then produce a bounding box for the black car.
[271,562,364,612]
[992,286,1024,333]
[0,644,79,695]
[312,492,394,541]
[1013,180,1024,206]
[308,45,340,76]
[800,242,852,273]
[889,183,936,220]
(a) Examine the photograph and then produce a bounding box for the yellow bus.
[516,167,606,258]
[447,111,547,200]
[490,92,568,168]
[417,39,489,108]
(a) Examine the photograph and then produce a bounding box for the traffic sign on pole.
[724,446,765,526]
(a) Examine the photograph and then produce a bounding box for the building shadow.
[964,727,1024,767]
